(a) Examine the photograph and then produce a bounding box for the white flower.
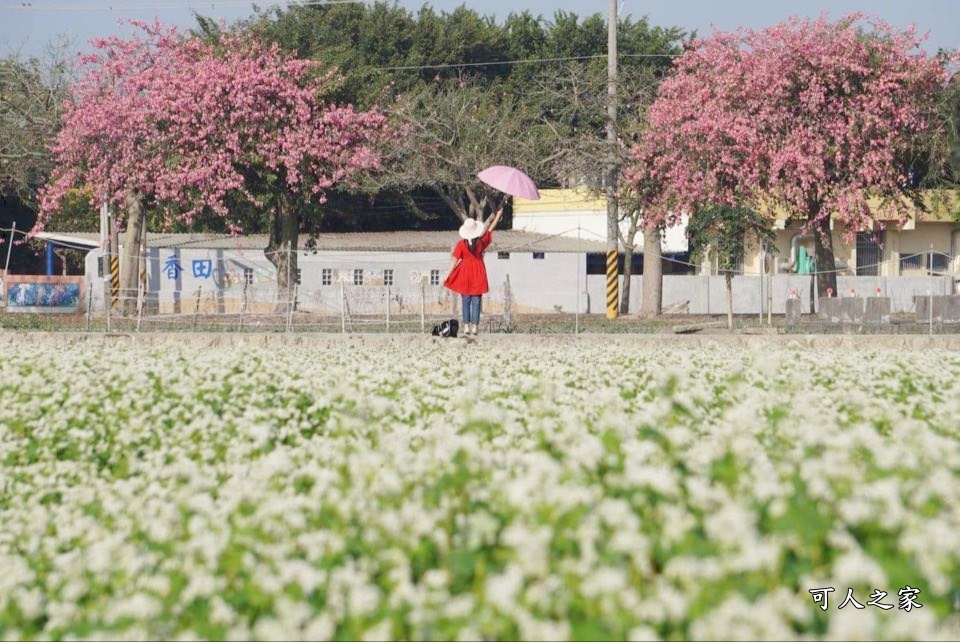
[302,614,335,641]
[831,549,888,589]
[825,608,878,641]
[485,565,524,611]
[361,619,393,642]
[2,339,958,640]
[627,625,661,642]
[580,566,627,600]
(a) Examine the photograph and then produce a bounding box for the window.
[586,252,644,275]
[532,252,545,259]
[243,267,254,285]
[294,268,302,285]
[903,251,950,275]
[663,253,694,275]
[353,268,364,286]
[321,268,332,286]
[856,232,882,276]
[498,252,510,259]
[586,253,607,275]
[429,269,440,286]
[384,269,394,286]
[900,253,923,273]
[584,252,689,276]
[930,252,949,275]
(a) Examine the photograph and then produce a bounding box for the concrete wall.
[84,246,587,315]
[84,245,959,317]
[586,273,955,316]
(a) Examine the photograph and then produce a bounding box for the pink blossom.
[624,14,954,234]
[37,20,389,232]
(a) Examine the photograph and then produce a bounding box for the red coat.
[444,230,492,295]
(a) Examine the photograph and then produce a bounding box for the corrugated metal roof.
[36,229,608,253]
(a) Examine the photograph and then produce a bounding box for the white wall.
[587,274,956,316]
[83,246,587,315]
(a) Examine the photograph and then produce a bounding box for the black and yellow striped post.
[605,249,618,319]
[110,256,120,308]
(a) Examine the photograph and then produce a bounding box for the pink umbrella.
[477,165,540,200]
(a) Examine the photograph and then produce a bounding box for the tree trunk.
[433,186,468,222]
[811,211,836,302]
[435,186,507,224]
[619,216,640,315]
[620,243,634,314]
[54,248,68,275]
[265,194,299,314]
[119,192,145,316]
[725,271,734,329]
[639,222,662,317]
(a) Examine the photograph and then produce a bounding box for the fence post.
[504,274,513,331]
[2,221,15,312]
[930,244,937,333]
[420,279,426,332]
[706,273,710,316]
[575,226,581,335]
[813,273,818,315]
[386,285,391,333]
[3,221,15,286]
[759,247,764,325]
[136,281,144,332]
[85,285,93,332]
[287,284,297,333]
[767,272,773,326]
[340,281,346,334]
[241,280,249,330]
[193,285,202,330]
[287,241,293,316]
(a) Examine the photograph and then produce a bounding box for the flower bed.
[1,339,958,640]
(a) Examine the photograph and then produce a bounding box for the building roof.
[33,229,609,254]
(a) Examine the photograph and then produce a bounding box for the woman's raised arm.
[485,208,504,233]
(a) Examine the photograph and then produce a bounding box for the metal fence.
[6,224,960,334]
[6,270,958,337]
[74,277,517,335]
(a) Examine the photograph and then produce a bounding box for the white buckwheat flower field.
[1,334,958,641]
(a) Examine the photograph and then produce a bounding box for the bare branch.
[0,36,76,203]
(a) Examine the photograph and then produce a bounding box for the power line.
[378,54,605,71]
[375,53,678,72]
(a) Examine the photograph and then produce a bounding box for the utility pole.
[108,205,119,312]
[99,202,112,312]
[605,0,619,320]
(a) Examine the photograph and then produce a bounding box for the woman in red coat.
[443,208,504,336]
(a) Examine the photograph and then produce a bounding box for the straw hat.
[458,218,485,240]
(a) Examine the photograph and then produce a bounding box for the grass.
[3,309,960,335]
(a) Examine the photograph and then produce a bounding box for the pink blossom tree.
[625,14,953,298]
[38,21,389,311]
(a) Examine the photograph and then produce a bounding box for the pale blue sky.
[1,0,957,58]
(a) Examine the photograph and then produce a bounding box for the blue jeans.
[462,294,482,324]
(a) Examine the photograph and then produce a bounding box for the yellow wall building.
[748,191,960,279]
[516,188,960,279]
